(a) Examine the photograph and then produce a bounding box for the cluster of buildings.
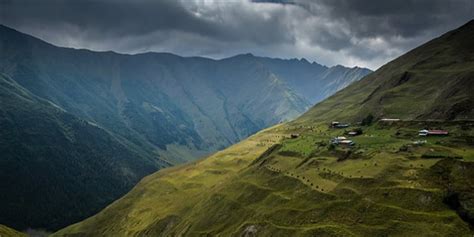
[320,119,449,149]
[329,121,359,147]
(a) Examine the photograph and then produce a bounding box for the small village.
[276,118,455,154]
[326,119,450,149]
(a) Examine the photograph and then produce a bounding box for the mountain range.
[0,25,370,231]
[53,20,474,236]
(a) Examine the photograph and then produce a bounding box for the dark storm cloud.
[0,0,296,51]
[0,0,218,38]
[0,0,472,69]
[317,0,470,37]
[296,0,473,51]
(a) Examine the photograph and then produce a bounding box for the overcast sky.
[1,0,473,70]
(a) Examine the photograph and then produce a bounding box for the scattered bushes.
[399,145,413,152]
[278,150,302,157]
[421,152,462,159]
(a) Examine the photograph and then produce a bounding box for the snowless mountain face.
[0,24,370,231]
[0,25,370,164]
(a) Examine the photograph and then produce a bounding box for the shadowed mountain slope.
[0,74,160,230]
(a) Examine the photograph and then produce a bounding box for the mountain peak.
[299,58,309,64]
[235,53,255,58]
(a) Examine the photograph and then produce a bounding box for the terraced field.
[55,120,474,236]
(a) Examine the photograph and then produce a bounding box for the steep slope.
[318,65,372,101]
[249,55,372,103]
[0,74,162,231]
[55,21,474,236]
[298,20,474,124]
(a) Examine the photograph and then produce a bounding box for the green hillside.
[54,122,474,236]
[54,21,474,236]
[298,20,474,124]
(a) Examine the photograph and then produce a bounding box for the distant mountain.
[0,25,370,163]
[54,21,474,236]
[0,25,370,231]
[253,56,371,103]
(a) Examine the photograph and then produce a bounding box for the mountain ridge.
[0,23,371,160]
[0,24,366,70]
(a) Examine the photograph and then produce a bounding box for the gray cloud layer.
[1,0,473,69]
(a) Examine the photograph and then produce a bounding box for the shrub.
[328,144,336,151]
[361,114,374,126]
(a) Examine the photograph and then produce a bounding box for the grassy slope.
[54,125,283,236]
[298,20,474,124]
[55,21,474,236]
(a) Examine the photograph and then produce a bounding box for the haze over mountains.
[0,25,370,231]
[54,20,474,237]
